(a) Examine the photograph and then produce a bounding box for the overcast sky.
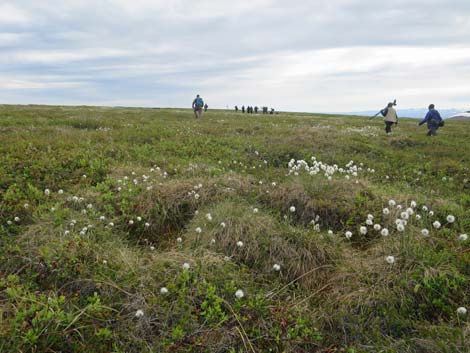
[1,0,469,112]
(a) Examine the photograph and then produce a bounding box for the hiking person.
[242,105,245,113]
[235,105,238,112]
[254,106,259,114]
[381,102,398,134]
[204,103,208,112]
[192,94,204,119]
[419,104,443,136]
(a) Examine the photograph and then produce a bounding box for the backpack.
[196,97,204,108]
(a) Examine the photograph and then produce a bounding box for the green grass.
[1,104,469,352]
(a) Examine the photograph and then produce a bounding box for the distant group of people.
[380,102,444,136]
[234,105,275,114]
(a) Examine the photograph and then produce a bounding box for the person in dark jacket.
[419,104,443,136]
[381,102,398,134]
[241,105,245,113]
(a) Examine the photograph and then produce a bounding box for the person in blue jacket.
[419,104,443,136]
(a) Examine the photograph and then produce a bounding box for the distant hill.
[340,108,466,119]
[447,111,470,121]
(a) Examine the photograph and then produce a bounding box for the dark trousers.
[427,126,438,136]
[385,121,394,133]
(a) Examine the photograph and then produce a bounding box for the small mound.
[184,200,334,289]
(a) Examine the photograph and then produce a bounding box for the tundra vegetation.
[1,105,469,352]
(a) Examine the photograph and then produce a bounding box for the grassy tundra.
[1,104,469,352]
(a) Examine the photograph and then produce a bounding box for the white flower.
[82,174,87,179]
[182,263,190,270]
[410,201,417,208]
[108,222,114,227]
[58,189,64,194]
[176,237,183,243]
[145,222,150,227]
[210,238,216,245]
[401,212,409,220]
[367,214,374,220]
[429,211,434,216]
[366,219,373,226]
[128,220,134,225]
[360,226,368,235]
[135,310,144,318]
[14,216,20,222]
[374,224,382,231]
[253,208,259,213]
[383,208,390,215]
[459,234,468,241]
[23,203,29,209]
[416,215,422,220]
[386,256,395,264]
[406,208,414,216]
[397,224,405,232]
[44,189,50,196]
[433,221,441,229]
[137,216,142,222]
[345,231,353,239]
[160,287,169,295]
[102,260,107,264]
[236,241,244,248]
[235,289,245,299]
[422,206,428,212]
[64,230,70,236]
[195,227,202,234]
[388,200,396,207]
[421,229,430,237]
[446,215,455,223]
[220,222,226,228]
[457,307,467,315]
[150,246,155,251]
[7,220,12,225]
[328,230,333,235]
[289,206,296,213]
[273,264,281,271]
[87,204,93,209]
[205,213,213,221]
[381,228,389,237]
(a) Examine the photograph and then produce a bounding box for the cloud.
[1,0,470,111]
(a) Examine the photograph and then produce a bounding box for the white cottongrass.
[410,201,417,208]
[205,213,213,221]
[58,189,64,194]
[14,216,20,222]
[345,231,353,239]
[273,264,281,271]
[433,221,441,229]
[176,237,183,243]
[160,287,169,295]
[220,222,226,228]
[145,222,150,228]
[397,224,405,232]
[446,215,455,223]
[253,208,259,213]
[195,227,202,234]
[385,256,395,264]
[44,189,50,196]
[459,234,468,241]
[383,208,390,215]
[360,226,368,235]
[236,241,244,248]
[366,219,373,226]
[289,206,296,213]
[374,224,382,231]
[388,200,396,207]
[421,229,430,237]
[135,310,144,318]
[367,214,374,220]
[235,289,245,299]
[457,307,467,315]
[182,263,190,270]
[128,220,134,225]
[401,212,409,220]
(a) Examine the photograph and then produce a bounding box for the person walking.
[242,105,245,113]
[192,94,205,119]
[381,102,398,134]
[419,104,443,136]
